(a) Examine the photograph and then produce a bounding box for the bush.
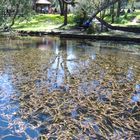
[86,24,95,34]
[73,9,88,26]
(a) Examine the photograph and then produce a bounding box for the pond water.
[0,36,140,140]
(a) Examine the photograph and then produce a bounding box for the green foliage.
[0,0,33,30]
[67,14,75,24]
[73,8,88,26]
[104,9,140,25]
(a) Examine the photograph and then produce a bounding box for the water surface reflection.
[0,36,140,139]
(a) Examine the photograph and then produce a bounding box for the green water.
[0,36,140,139]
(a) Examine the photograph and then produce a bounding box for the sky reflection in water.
[0,37,140,139]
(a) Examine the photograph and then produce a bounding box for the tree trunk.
[58,0,64,15]
[63,3,68,25]
[95,16,140,33]
[10,4,19,27]
[117,0,121,17]
[33,0,37,11]
[111,4,115,23]
[59,0,75,25]
[89,0,120,23]
[100,10,106,32]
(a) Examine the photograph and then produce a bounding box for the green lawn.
[104,9,140,27]
[13,10,140,32]
[13,14,74,31]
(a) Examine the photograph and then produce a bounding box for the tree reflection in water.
[0,36,140,139]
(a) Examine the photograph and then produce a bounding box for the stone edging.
[18,30,140,43]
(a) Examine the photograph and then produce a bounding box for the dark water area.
[0,36,140,140]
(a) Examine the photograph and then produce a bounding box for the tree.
[58,0,65,15]
[73,0,120,23]
[0,0,33,31]
[88,0,120,22]
[74,0,140,33]
[117,0,121,17]
[56,0,75,25]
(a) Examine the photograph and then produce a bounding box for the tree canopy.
[0,0,139,30]
[0,0,33,30]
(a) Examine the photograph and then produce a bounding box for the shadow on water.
[0,48,21,52]
[0,36,140,139]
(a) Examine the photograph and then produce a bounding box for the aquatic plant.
[0,37,140,139]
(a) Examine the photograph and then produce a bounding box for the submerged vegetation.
[0,1,140,139]
[0,37,140,139]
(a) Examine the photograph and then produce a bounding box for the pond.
[0,36,140,140]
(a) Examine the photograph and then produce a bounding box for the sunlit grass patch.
[13,14,75,31]
[104,9,140,27]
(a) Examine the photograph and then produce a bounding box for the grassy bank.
[104,9,140,27]
[13,14,74,31]
[13,11,140,32]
